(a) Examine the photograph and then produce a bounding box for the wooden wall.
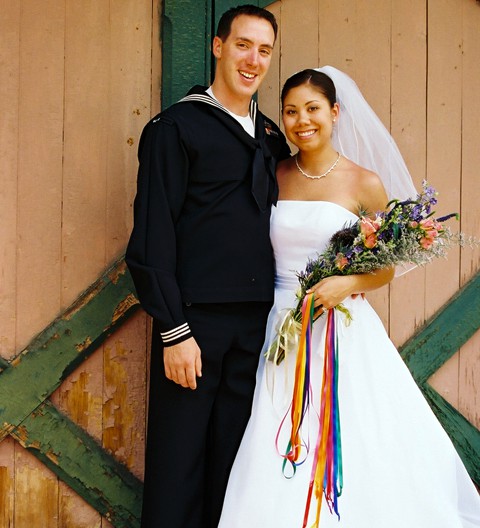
[259,0,480,428]
[0,1,161,525]
[0,0,479,525]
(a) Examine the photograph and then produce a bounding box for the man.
[126,5,290,527]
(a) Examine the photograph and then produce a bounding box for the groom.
[126,4,290,527]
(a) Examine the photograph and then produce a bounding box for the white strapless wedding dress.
[218,201,480,528]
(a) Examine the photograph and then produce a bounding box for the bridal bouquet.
[266,180,473,365]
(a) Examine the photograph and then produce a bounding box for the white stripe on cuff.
[161,323,191,344]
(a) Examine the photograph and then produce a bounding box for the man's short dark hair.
[216,4,278,42]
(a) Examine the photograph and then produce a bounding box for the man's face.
[212,15,275,105]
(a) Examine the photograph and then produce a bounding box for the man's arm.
[126,115,200,388]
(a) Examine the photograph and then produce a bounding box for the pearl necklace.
[295,152,341,180]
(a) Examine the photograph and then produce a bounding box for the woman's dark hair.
[216,4,278,42]
[281,69,336,108]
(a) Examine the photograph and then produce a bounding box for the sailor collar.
[179,92,258,126]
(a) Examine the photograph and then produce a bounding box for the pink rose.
[364,233,378,249]
[335,253,349,270]
[360,217,381,248]
[418,219,442,249]
[420,236,434,249]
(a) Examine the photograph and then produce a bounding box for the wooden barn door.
[1,1,478,528]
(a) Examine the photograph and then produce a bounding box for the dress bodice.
[270,201,359,286]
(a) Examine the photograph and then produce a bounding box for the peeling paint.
[15,458,59,526]
[103,343,135,468]
[0,465,13,526]
[111,294,139,325]
[75,337,93,353]
[63,283,105,322]
[107,260,127,285]
[58,371,102,432]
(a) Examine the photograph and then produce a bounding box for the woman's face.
[282,83,339,152]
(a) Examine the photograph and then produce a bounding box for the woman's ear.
[332,102,340,122]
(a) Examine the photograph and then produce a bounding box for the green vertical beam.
[161,0,210,108]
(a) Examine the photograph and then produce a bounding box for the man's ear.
[212,36,223,60]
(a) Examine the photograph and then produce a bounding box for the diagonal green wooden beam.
[0,258,143,527]
[0,260,139,439]
[421,385,480,484]
[11,400,142,527]
[399,271,480,485]
[400,272,480,384]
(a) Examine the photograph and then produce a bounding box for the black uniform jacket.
[126,86,290,346]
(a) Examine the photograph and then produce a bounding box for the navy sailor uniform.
[126,86,290,345]
[126,85,290,528]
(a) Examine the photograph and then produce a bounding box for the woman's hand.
[307,275,356,313]
[306,266,395,315]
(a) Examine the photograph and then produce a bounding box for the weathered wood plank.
[0,259,139,441]
[257,1,281,128]
[10,400,142,528]
[0,438,15,527]
[457,0,480,433]
[0,0,19,362]
[62,0,109,310]
[14,447,59,528]
[15,0,64,353]
[389,0,427,347]
[102,314,148,480]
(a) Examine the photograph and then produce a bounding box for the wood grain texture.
[389,0,428,346]
[0,1,19,361]
[1,0,479,524]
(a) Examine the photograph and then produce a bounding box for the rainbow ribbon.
[277,294,343,527]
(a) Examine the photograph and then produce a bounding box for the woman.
[218,67,480,527]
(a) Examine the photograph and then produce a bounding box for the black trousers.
[140,301,272,528]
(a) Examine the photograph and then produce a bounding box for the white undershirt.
[206,87,255,137]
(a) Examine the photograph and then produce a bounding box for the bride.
[217,67,480,527]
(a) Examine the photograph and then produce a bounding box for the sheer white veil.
[316,66,417,202]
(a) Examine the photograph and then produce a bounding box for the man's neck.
[208,83,251,116]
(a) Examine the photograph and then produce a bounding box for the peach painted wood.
[0,0,160,525]
[1,0,479,525]
[389,0,428,347]
[13,1,65,524]
[456,0,480,431]
[0,1,19,362]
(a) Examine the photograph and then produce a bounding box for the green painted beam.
[0,259,139,439]
[0,258,142,527]
[11,400,142,528]
[421,385,480,484]
[161,0,210,108]
[399,271,480,485]
[400,273,480,384]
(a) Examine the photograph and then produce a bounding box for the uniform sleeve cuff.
[161,323,192,346]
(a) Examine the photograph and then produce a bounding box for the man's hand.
[163,337,202,390]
